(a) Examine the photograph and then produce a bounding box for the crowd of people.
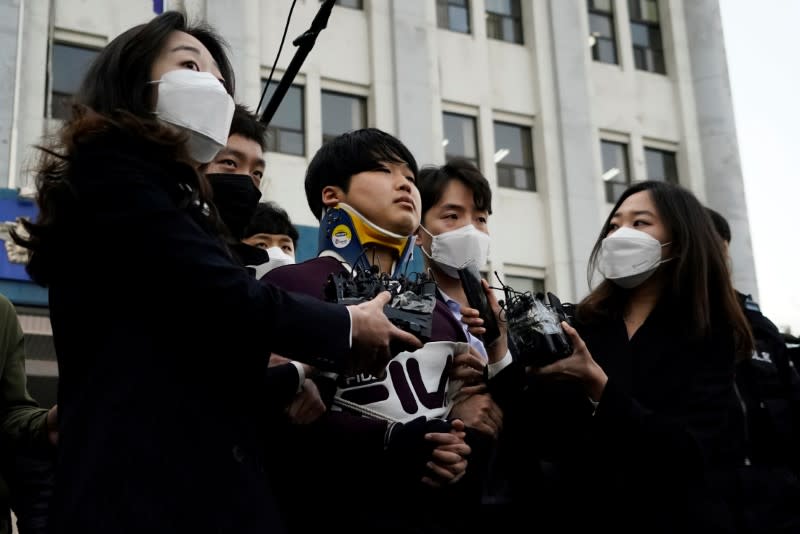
[0,10,797,534]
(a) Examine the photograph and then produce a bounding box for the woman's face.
[607,190,672,257]
[150,30,225,85]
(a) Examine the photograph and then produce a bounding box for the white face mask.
[597,226,671,289]
[247,247,295,280]
[420,224,490,279]
[151,70,234,163]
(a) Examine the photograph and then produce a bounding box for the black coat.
[514,300,745,533]
[47,131,352,534]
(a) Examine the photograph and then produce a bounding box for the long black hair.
[13,11,235,286]
[579,180,753,358]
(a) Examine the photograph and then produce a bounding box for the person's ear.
[322,185,344,208]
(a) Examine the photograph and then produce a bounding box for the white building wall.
[4,0,757,302]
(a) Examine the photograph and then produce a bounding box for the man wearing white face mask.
[416,159,529,533]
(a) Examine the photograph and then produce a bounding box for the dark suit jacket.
[47,131,352,534]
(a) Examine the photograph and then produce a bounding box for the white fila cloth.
[333,341,470,423]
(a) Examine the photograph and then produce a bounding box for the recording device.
[458,264,500,346]
[324,266,437,346]
[500,284,575,368]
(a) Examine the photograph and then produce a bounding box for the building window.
[494,122,535,191]
[588,0,617,64]
[437,0,471,34]
[443,112,480,167]
[601,140,630,202]
[645,147,677,182]
[261,80,305,156]
[321,91,367,145]
[629,0,665,74]
[504,274,545,295]
[49,43,99,120]
[485,0,523,44]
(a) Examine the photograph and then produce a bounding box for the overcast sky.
[719,0,800,334]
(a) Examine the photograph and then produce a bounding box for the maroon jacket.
[263,255,469,534]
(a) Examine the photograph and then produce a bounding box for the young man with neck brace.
[262,129,484,534]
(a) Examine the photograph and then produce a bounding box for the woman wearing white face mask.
[10,11,418,534]
[523,181,754,532]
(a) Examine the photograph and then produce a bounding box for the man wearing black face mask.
[202,105,324,426]
[204,104,272,275]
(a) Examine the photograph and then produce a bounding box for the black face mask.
[207,173,262,240]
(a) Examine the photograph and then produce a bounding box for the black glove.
[384,416,452,483]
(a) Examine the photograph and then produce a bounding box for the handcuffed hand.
[449,393,503,438]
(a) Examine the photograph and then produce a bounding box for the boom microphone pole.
[259,0,337,126]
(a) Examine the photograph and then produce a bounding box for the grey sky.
[720,0,800,334]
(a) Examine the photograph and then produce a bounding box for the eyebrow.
[611,209,656,218]
[440,203,466,212]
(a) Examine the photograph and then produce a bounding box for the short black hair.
[304,128,418,220]
[706,207,731,244]
[244,201,299,246]
[229,104,267,152]
[417,158,493,222]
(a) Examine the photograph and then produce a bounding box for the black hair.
[13,11,234,286]
[229,104,267,152]
[580,180,753,359]
[244,202,299,246]
[304,128,418,220]
[706,207,731,244]
[417,158,492,222]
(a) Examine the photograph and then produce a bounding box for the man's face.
[418,178,490,257]
[322,161,420,236]
[242,233,295,257]
[205,134,265,187]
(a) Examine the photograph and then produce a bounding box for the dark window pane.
[449,6,470,33]
[261,80,305,156]
[601,140,630,203]
[645,147,677,183]
[278,131,305,156]
[629,1,665,74]
[52,44,97,94]
[590,0,613,12]
[494,122,535,191]
[443,113,479,163]
[335,0,362,9]
[589,13,613,37]
[652,49,665,74]
[50,43,99,120]
[485,0,523,43]
[486,0,511,15]
[630,22,650,47]
[595,39,617,63]
[643,0,660,22]
[321,91,366,142]
[437,0,449,29]
[505,275,545,294]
